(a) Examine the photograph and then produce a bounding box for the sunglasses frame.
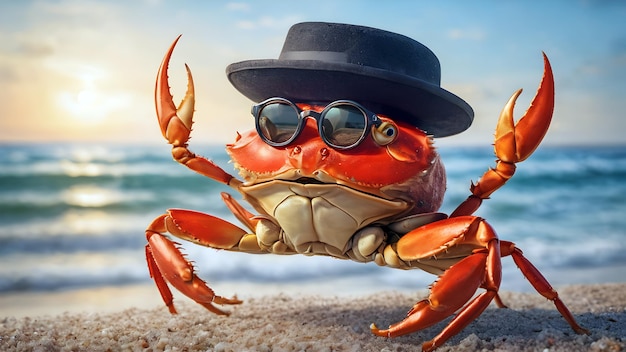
[251,97,383,150]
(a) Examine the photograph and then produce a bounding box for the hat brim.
[226,59,473,137]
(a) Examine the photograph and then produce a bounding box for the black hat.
[226,22,473,137]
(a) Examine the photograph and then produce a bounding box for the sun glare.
[58,87,104,121]
[57,69,106,122]
[62,185,120,208]
[56,66,131,124]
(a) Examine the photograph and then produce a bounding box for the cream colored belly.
[241,181,409,253]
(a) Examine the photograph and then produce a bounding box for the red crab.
[145,36,588,351]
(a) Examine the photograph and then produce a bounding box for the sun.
[60,88,105,122]
[57,70,107,123]
[56,66,131,124]
[76,89,97,109]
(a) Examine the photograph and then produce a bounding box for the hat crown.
[278,22,441,85]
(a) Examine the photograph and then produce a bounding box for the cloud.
[235,15,301,30]
[226,2,251,12]
[571,37,626,84]
[15,39,55,58]
[610,36,626,66]
[235,20,255,30]
[0,66,17,83]
[447,28,486,41]
[34,0,117,19]
[576,62,602,76]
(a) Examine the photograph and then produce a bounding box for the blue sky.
[1,0,625,145]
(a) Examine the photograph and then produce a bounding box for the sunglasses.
[251,98,383,150]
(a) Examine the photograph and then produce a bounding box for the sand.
[0,282,624,351]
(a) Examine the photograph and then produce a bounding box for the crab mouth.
[239,168,346,187]
[293,177,326,185]
[245,169,397,201]
[244,173,382,199]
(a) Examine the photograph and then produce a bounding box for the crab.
[145,36,589,351]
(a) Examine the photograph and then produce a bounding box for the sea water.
[0,143,624,294]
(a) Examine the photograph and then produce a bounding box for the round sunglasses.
[251,98,383,150]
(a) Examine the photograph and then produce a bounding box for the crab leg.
[371,216,586,351]
[502,242,590,335]
[155,36,240,188]
[220,192,259,232]
[451,54,554,217]
[371,217,501,351]
[145,209,264,314]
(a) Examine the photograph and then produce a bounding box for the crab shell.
[226,113,446,253]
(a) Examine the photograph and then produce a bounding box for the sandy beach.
[0,282,624,351]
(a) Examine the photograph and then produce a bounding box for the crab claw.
[451,54,555,217]
[495,53,554,163]
[155,34,195,147]
[153,36,237,186]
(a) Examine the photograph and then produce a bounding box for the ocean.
[1,142,625,297]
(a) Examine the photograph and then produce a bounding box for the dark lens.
[258,102,300,144]
[320,105,366,147]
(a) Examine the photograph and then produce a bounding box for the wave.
[0,182,232,218]
[1,143,625,293]
[0,250,148,292]
[0,143,234,177]
[0,230,146,256]
[1,235,623,293]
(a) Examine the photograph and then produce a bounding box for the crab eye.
[372,121,398,146]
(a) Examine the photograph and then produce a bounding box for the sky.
[0,0,625,146]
